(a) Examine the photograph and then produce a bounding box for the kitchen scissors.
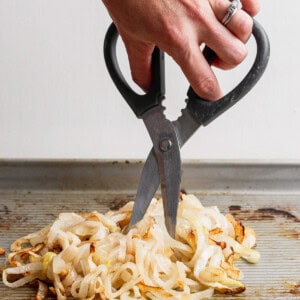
[104,19,270,238]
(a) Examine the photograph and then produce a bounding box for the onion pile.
[3,194,260,299]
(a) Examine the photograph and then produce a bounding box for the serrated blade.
[172,107,201,147]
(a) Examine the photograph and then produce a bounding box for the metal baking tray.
[1,160,300,299]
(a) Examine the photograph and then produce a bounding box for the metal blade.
[129,148,159,226]
[143,106,181,238]
[172,107,201,147]
[158,143,181,238]
[129,107,201,234]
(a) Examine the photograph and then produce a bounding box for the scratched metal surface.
[0,160,300,299]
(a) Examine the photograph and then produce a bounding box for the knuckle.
[238,15,253,39]
[162,26,192,60]
[244,1,261,17]
[173,41,192,62]
[231,44,248,65]
[213,0,223,15]
[191,4,205,22]
[163,24,185,48]
[195,76,218,98]
[182,0,204,19]
[251,5,260,17]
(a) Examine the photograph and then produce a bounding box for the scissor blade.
[142,106,181,238]
[158,145,181,238]
[173,107,201,147]
[129,108,201,232]
[129,148,160,226]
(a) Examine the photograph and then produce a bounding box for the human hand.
[102,0,260,101]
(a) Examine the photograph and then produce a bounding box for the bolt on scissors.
[104,19,270,238]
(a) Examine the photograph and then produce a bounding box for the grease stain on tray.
[0,215,29,231]
[285,283,300,295]
[93,195,134,211]
[228,205,300,223]
[109,197,132,211]
[0,205,10,215]
[228,205,300,241]
[0,204,29,230]
[255,208,300,222]
[279,229,300,240]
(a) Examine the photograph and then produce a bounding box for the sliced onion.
[35,280,48,300]
[3,194,259,299]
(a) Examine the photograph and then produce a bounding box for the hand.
[102,0,260,101]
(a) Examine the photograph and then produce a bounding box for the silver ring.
[222,0,240,25]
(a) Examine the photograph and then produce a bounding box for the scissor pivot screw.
[160,139,173,152]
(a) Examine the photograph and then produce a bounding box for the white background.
[0,0,299,160]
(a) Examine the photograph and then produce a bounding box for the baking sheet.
[0,160,300,299]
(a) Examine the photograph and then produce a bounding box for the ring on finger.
[222,0,240,26]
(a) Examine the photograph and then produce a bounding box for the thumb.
[122,34,155,92]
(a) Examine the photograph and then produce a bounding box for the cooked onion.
[2,194,259,299]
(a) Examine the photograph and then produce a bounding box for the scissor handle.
[186,19,270,126]
[104,23,165,118]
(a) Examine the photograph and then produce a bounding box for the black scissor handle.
[186,19,270,126]
[104,23,165,118]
